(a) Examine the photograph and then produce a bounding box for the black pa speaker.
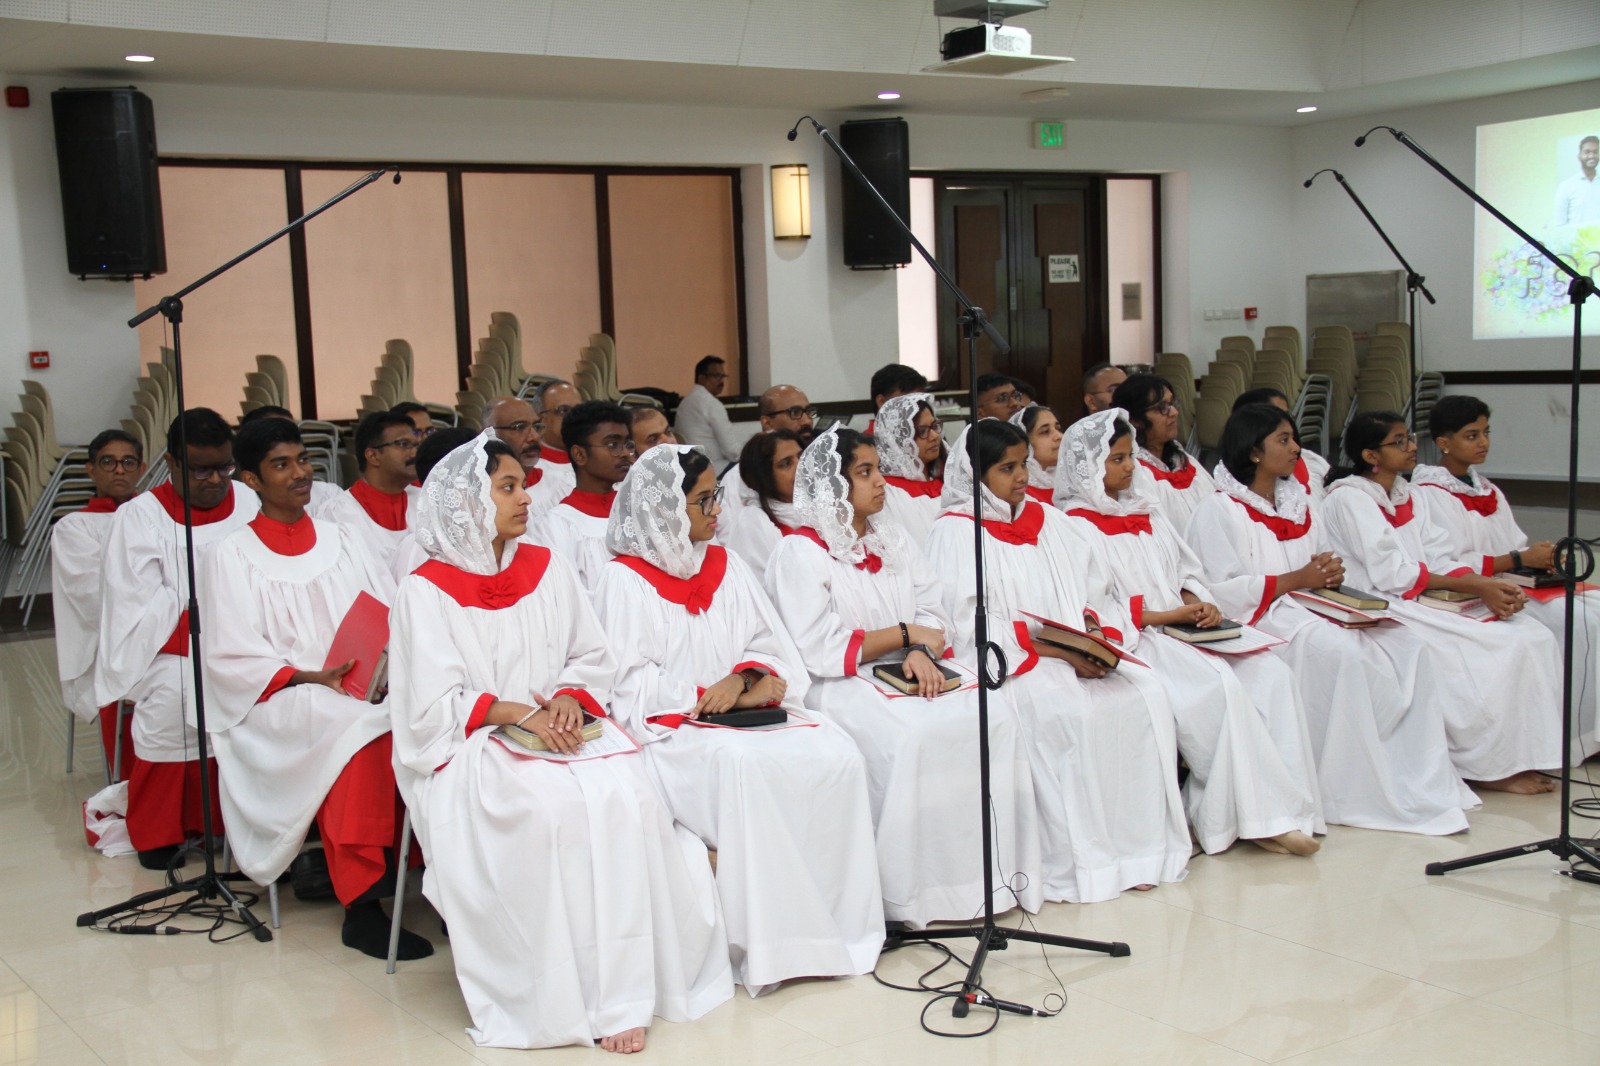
[51,87,166,279]
[839,118,910,270]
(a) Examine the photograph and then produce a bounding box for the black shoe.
[137,844,183,871]
[342,900,433,961]
[290,849,336,901]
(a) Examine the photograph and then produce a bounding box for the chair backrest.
[1220,334,1255,354]
[1195,396,1231,452]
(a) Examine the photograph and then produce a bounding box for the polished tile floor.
[2,633,1599,1065]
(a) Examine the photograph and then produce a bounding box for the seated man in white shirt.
[630,406,678,456]
[531,380,583,490]
[674,355,741,468]
[317,410,420,572]
[53,429,145,776]
[544,401,635,589]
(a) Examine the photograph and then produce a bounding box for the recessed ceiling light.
[124,54,155,63]
[877,91,901,100]
[1296,105,1318,113]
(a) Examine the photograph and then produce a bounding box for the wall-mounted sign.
[1047,254,1079,283]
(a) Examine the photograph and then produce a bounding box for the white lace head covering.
[792,425,908,571]
[1008,405,1056,491]
[1211,459,1310,523]
[415,430,510,575]
[1054,408,1153,517]
[939,421,1023,523]
[605,444,709,579]
[875,392,935,480]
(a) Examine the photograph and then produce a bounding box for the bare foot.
[1468,771,1557,795]
[1129,883,1157,892]
[1250,831,1320,857]
[599,1027,647,1054]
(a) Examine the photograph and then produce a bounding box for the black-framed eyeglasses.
[763,404,818,422]
[544,405,575,419]
[93,455,142,472]
[373,438,419,453]
[913,419,943,440]
[1380,434,1417,449]
[695,483,725,516]
[985,390,1021,407]
[413,426,438,440]
[184,462,236,481]
[1145,400,1178,416]
[492,420,543,436]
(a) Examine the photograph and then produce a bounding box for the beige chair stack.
[1308,327,1359,435]
[1357,328,1412,415]
[1154,352,1197,445]
[240,352,293,420]
[357,341,419,417]
[1,382,92,623]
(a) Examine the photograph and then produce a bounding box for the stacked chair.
[1308,327,1359,438]
[573,333,660,409]
[1154,351,1197,448]
[240,353,292,420]
[1,382,92,624]
[1355,328,1412,416]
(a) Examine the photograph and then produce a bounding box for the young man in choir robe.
[974,372,1026,421]
[95,408,260,869]
[629,405,678,456]
[317,410,420,571]
[53,429,144,777]
[531,379,583,491]
[239,405,344,514]
[544,401,635,589]
[483,396,565,531]
[868,363,929,435]
[199,417,431,960]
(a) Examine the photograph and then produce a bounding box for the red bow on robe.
[939,500,1045,546]
[1139,459,1197,489]
[1227,495,1312,542]
[1065,508,1153,536]
[788,526,883,573]
[614,547,729,615]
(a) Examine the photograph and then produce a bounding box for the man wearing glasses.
[96,408,260,871]
[531,380,583,494]
[675,355,742,468]
[974,373,1027,421]
[545,401,637,589]
[1082,363,1128,415]
[52,429,146,788]
[318,411,421,573]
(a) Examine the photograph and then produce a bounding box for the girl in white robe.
[1229,386,1330,504]
[874,392,945,550]
[592,445,883,995]
[389,435,733,1051]
[718,428,806,586]
[925,421,1190,903]
[1009,404,1062,507]
[1055,410,1324,856]
[766,426,1043,927]
[1415,394,1600,761]
[1185,404,1472,834]
[1319,410,1563,792]
[1112,373,1217,531]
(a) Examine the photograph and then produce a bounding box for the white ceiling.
[1,1,1597,126]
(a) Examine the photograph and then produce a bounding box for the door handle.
[1009,284,1018,311]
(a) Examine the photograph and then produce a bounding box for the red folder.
[323,591,390,701]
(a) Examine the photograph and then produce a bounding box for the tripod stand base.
[77,870,274,943]
[1425,835,1600,879]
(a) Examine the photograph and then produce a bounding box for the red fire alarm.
[1243,306,1259,320]
[5,87,29,109]
[29,351,49,369]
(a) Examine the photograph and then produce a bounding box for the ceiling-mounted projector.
[926,0,1074,75]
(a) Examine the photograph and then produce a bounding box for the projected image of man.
[1553,134,1599,227]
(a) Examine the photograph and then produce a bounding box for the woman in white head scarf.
[1187,404,1474,835]
[1010,404,1062,505]
[925,419,1190,902]
[1319,410,1562,792]
[1056,410,1325,856]
[388,433,734,1051]
[591,444,884,996]
[873,392,945,550]
[765,425,1044,926]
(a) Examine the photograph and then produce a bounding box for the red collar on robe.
[1139,457,1198,489]
[884,474,943,499]
[152,481,237,525]
[939,499,1045,546]
[542,447,571,465]
[1421,482,1500,517]
[524,467,544,488]
[789,526,883,572]
[82,496,122,514]
[559,489,617,518]
[1025,485,1054,505]
[248,511,317,556]
[416,543,552,610]
[1292,456,1311,489]
[350,478,409,532]
[1383,497,1415,528]
[1227,494,1312,541]
[615,545,728,614]
[1066,507,1153,536]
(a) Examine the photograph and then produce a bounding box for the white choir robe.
[544,493,614,590]
[315,481,419,574]
[1060,509,1324,854]
[306,479,343,518]
[717,462,750,527]
[390,545,734,1049]
[1413,466,1600,761]
[719,500,786,586]
[523,466,565,542]
[766,532,1044,926]
[95,484,261,763]
[591,548,884,994]
[1185,489,1472,834]
[926,503,1190,903]
[199,517,396,885]
[1320,479,1564,780]
[51,503,117,720]
[1136,448,1217,532]
[878,480,941,552]
[534,452,578,497]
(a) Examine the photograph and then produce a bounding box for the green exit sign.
[1033,120,1065,150]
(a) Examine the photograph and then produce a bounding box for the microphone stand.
[1354,126,1600,886]
[787,115,1129,1021]
[76,166,402,936]
[1303,168,1436,424]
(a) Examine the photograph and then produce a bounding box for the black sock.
[341,899,433,961]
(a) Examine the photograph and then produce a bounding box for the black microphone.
[1355,126,1396,148]
[393,169,402,185]
[1303,169,1341,188]
[964,992,1048,1017]
[114,924,179,935]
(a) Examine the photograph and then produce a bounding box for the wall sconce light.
[770,164,810,239]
